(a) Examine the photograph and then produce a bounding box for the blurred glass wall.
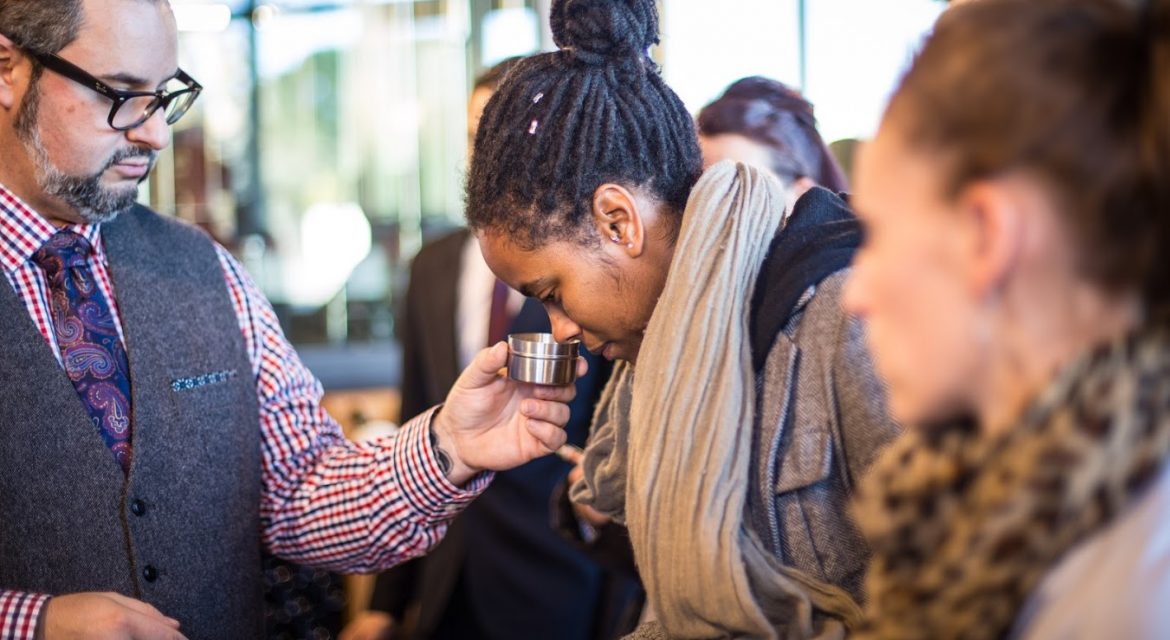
[148,0,943,387]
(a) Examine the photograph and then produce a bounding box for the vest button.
[129,499,147,517]
[142,565,158,582]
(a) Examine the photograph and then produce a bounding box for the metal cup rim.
[507,332,580,358]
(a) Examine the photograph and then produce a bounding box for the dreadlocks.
[465,0,702,249]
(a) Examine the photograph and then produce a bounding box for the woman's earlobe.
[592,183,645,253]
[962,179,1027,301]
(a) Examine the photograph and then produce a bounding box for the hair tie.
[567,46,608,66]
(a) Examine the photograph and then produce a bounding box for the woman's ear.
[956,177,1027,301]
[591,183,647,257]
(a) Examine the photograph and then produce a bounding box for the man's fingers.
[530,381,577,403]
[525,418,569,452]
[461,342,509,388]
[103,593,179,627]
[522,399,570,428]
[123,608,189,640]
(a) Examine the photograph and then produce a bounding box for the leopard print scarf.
[853,328,1170,640]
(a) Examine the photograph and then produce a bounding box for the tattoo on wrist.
[429,426,453,476]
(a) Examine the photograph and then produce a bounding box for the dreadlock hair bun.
[550,0,658,67]
[465,0,702,250]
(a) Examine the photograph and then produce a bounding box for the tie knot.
[32,230,93,275]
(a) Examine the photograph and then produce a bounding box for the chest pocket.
[774,425,834,494]
[772,421,868,597]
[169,368,244,421]
[166,367,254,463]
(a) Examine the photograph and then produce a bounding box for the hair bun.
[550,0,658,66]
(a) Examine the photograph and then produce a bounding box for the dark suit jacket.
[372,228,614,640]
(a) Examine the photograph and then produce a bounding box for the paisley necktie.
[32,230,133,474]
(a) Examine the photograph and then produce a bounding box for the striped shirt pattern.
[0,185,489,636]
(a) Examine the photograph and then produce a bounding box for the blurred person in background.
[697,76,848,216]
[466,0,899,637]
[341,57,630,640]
[0,1,582,637]
[846,0,1170,638]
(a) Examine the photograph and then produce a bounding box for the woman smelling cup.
[465,0,900,637]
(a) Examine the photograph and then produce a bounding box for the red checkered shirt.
[0,184,490,637]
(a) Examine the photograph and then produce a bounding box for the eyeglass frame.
[16,44,202,132]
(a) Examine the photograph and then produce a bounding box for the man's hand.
[36,592,186,640]
[431,341,586,485]
[338,611,396,640]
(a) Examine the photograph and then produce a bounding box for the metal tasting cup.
[507,333,580,386]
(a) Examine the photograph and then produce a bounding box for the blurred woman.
[697,76,848,212]
[465,0,898,637]
[845,0,1170,638]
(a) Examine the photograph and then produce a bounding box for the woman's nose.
[546,306,582,343]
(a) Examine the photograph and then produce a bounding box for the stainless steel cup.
[507,333,580,386]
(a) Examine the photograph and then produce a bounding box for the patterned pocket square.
[171,369,238,392]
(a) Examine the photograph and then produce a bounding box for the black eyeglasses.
[21,47,202,131]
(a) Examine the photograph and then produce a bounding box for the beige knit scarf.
[853,328,1170,639]
[572,161,861,639]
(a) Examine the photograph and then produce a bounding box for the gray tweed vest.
[0,205,263,638]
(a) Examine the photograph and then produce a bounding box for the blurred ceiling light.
[173,3,232,33]
[252,4,281,31]
[287,202,372,307]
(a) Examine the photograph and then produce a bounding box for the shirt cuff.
[390,405,492,522]
[0,591,50,640]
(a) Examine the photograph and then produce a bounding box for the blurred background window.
[154,0,945,391]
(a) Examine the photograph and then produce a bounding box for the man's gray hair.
[1,0,166,81]
[0,0,85,54]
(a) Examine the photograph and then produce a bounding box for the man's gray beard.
[14,82,155,225]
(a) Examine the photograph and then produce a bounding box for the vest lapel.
[0,265,126,480]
